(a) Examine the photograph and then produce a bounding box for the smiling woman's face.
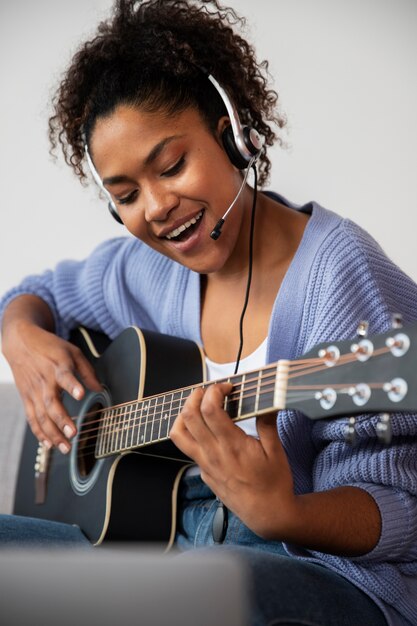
[89,105,253,275]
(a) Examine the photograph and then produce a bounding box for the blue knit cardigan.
[2,195,417,625]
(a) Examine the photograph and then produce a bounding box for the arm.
[1,236,179,453]
[1,294,101,452]
[170,383,381,556]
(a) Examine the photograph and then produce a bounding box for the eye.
[162,156,185,177]
[116,190,138,206]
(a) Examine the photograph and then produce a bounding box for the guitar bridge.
[34,442,51,504]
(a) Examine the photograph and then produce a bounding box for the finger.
[71,347,102,393]
[54,359,86,401]
[42,387,77,440]
[180,387,219,443]
[256,412,281,456]
[170,414,201,462]
[23,395,52,447]
[199,382,234,437]
[33,394,72,454]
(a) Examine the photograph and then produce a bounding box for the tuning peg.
[391,313,403,329]
[344,417,357,445]
[376,413,392,445]
[356,321,369,338]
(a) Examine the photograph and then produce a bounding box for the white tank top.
[185,338,268,477]
[205,337,268,437]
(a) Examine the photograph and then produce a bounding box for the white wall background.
[1,0,416,382]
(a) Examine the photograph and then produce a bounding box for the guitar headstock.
[285,315,417,442]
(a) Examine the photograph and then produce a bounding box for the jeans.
[176,474,388,626]
[0,474,388,626]
[0,513,91,547]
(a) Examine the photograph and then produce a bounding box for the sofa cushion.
[0,384,26,514]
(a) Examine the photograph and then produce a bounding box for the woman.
[1,1,417,624]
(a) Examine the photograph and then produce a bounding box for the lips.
[164,209,204,240]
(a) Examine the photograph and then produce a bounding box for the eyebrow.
[102,135,183,187]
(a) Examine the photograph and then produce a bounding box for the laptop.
[0,546,249,626]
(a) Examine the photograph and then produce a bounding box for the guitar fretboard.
[95,362,288,458]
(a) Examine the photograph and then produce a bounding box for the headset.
[84,71,263,227]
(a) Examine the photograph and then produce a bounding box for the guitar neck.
[95,361,288,458]
[93,320,417,458]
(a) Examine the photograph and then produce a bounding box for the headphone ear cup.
[221,125,249,169]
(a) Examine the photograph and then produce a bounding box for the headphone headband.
[206,74,262,161]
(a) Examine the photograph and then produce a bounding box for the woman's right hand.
[2,318,102,453]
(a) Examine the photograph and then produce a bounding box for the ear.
[215,116,231,142]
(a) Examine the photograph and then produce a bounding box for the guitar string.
[61,345,393,455]
[64,344,390,429]
[49,377,393,465]
[72,374,390,450]
[71,378,278,453]
[33,344,395,466]
[73,383,390,460]
[66,377,393,459]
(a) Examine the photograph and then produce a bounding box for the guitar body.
[14,327,205,546]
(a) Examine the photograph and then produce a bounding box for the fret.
[118,405,126,451]
[156,394,168,442]
[111,407,120,453]
[167,390,183,435]
[137,400,147,448]
[126,402,134,449]
[120,403,132,450]
[104,408,115,455]
[159,391,174,441]
[128,403,136,448]
[151,397,159,442]
[238,374,245,416]
[257,368,276,413]
[239,370,259,418]
[255,369,262,413]
[224,376,240,419]
[151,395,163,443]
[144,398,155,444]
[133,403,141,445]
[121,405,129,450]
[112,406,123,452]
[116,406,123,451]
[169,389,184,434]
[141,401,150,445]
[96,408,108,457]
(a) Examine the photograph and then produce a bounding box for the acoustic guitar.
[14,319,417,546]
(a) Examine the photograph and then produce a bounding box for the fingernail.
[64,425,75,439]
[59,442,71,454]
[73,387,82,400]
[42,440,52,450]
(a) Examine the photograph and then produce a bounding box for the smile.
[165,210,204,240]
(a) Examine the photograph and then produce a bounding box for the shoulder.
[293,202,417,347]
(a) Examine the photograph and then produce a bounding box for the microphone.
[210,155,257,240]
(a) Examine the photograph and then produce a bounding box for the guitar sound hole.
[77,402,102,477]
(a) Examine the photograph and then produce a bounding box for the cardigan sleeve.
[0,237,133,339]
[296,217,417,564]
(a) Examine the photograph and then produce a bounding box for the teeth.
[166,210,203,240]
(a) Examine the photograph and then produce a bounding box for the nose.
[143,183,180,222]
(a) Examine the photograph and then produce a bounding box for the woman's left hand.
[169,382,297,539]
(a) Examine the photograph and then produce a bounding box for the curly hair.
[48,0,286,187]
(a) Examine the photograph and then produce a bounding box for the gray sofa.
[0,383,26,514]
